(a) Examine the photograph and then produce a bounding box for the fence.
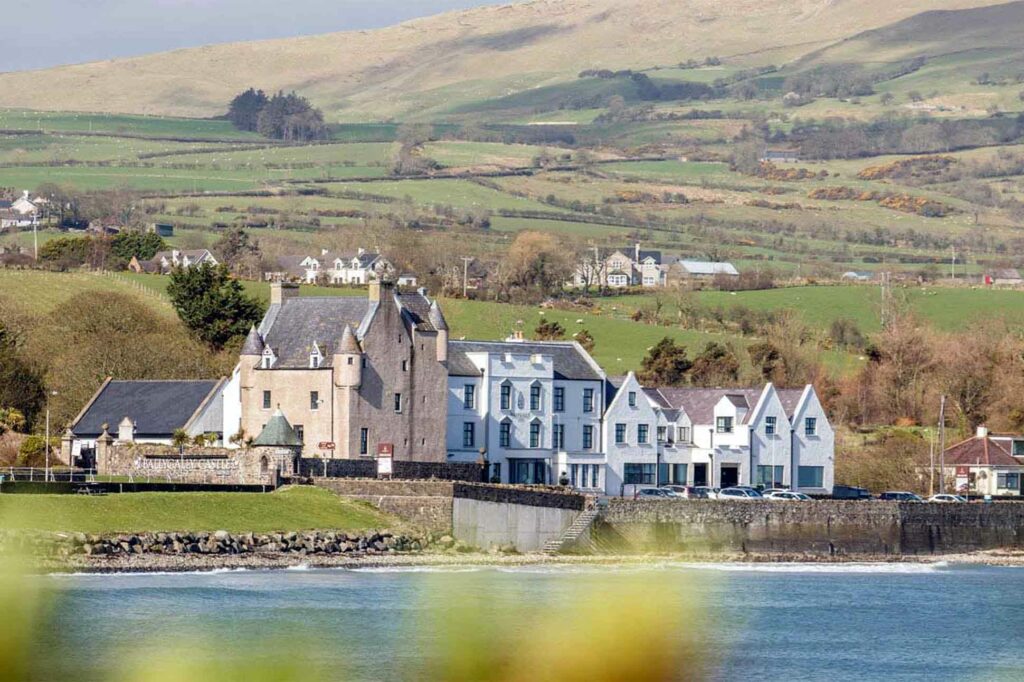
[0,467,95,483]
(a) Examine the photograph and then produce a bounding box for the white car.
[764,491,812,501]
[718,487,763,500]
[927,494,967,503]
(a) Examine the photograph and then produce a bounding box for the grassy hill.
[0,0,994,121]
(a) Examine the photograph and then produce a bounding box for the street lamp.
[44,390,58,482]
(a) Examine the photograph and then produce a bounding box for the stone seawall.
[594,500,1024,557]
[314,479,454,533]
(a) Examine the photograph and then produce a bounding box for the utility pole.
[461,257,473,299]
[950,247,956,281]
[938,395,947,493]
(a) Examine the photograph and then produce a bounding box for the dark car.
[832,484,872,500]
[879,491,924,502]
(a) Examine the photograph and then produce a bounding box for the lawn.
[0,109,260,140]
[0,165,268,192]
[0,485,393,533]
[0,270,176,317]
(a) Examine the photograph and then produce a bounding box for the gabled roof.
[71,380,221,438]
[448,340,603,381]
[991,268,1022,281]
[677,260,739,276]
[944,436,1021,467]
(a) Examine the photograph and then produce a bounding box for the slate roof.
[257,290,438,369]
[448,340,602,381]
[253,408,302,447]
[72,380,221,438]
[646,386,807,424]
[944,436,1021,467]
[273,255,308,278]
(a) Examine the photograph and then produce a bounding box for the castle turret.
[334,324,362,388]
[428,300,448,363]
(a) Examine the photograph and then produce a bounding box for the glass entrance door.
[720,465,739,488]
[693,463,708,486]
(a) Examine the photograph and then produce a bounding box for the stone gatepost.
[95,428,116,476]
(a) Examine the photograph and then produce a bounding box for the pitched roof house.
[129,249,218,274]
[943,426,1024,496]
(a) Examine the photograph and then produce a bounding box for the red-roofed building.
[943,426,1024,496]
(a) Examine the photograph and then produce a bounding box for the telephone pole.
[461,257,473,299]
[938,395,947,493]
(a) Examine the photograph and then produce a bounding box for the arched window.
[260,456,269,474]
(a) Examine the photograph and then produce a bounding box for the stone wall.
[453,498,579,552]
[594,500,1024,557]
[452,483,586,510]
[98,443,294,485]
[313,478,454,533]
[298,458,486,482]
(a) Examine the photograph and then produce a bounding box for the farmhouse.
[266,248,394,284]
[573,243,665,289]
[984,269,1023,287]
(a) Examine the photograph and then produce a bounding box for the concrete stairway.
[541,507,600,555]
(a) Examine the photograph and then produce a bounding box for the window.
[553,424,565,450]
[678,426,690,444]
[553,387,565,412]
[490,463,501,483]
[638,424,649,444]
[757,465,785,487]
[530,384,542,411]
[530,421,541,448]
[798,466,824,488]
[716,416,733,434]
[310,354,321,369]
[591,465,599,489]
[463,384,475,410]
[394,392,403,413]
[624,463,655,485]
[628,391,637,407]
[499,420,511,448]
[347,357,354,365]
[401,360,408,372]
[462,422,475,448]
[359,428,368,455]
[765,416,777,436]
[583,425,594,450]
[583,388,594,413]
[657,426,667,443]
[1013,441,1024,457]
[805,417,818,436]
[500,383,512,411]
[310,391,319,411]
[615,423,627,445]
[998,473,1021,490]
[262,390,272,410]
[672,463,688,485]
[294,425,304,444]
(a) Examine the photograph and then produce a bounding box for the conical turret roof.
[253,408,302,448]
[240,325,265,355]
[428,300,448,331]
[337,324,361,353]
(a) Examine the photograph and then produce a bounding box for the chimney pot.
[977,425,989,439]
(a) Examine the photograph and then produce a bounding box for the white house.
[268,248,394,284]
[603,382,834,496]
[130,249,219,274]
[0,190,41,228]
[446,334,606,488]
[573,243,664,289]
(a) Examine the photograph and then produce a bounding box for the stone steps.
[541,508,600,555]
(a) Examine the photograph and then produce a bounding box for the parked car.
[690,486,718,499]
[927,494,968,503]
[762,488,790,496]
[832,484,872,501]
[764,491,811,501]
[660,485,693,498]
[879,491,924,502]
[718,487,763,500]
[636,488,678,499]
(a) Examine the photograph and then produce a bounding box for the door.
[720,465,739,488]
[693,463,708,486]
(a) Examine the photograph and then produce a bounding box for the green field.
[0,485,392,533]
[0,110,259,140]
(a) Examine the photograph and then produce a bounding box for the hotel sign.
[377,443,394,476]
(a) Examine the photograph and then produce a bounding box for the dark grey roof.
[262,297,371,368]
[274,255,308,277]
[448,340,602,381]
[396,292,437,332]
[428,301,448,331]
[72,380,220,438]
[241,326,265,356]
[776,388,806,419]
[650,387,763,426]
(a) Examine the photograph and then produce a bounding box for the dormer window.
[309,342,323,369]
[261,347,276,369]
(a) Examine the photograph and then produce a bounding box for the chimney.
[321,248,329,256]
[117,417,136,443]
[635,242,640,262]
[270,281,299,306]
[977,425,989,439]
[368,278,393,305]
[506,330,525,342]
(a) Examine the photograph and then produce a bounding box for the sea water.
[33,563,1024,680]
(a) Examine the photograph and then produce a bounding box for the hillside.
[0,0,997,121]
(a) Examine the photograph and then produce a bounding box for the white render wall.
[603,373,659,496]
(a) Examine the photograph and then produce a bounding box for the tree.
[573,329,595,353]
[534,319,566,341]
[227,88,269,132]
[689,342,740,387]
[167,263,265,350]
[748,341,784,383]
[637,337,692,386]
[213,227,262,276]
[254,91,328,141]
[110,232,165,265]
[172,429,190,450]
[0,321,46,431]
[501,231,574,301]
[0,407,26,435]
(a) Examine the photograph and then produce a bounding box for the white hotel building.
[446,338,834,495]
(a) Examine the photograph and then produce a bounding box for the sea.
[30,562,1024,681]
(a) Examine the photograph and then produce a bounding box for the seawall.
[591,500,1024,557]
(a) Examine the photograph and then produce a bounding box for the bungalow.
[63,379,231,467]
[943,426,1024,496]
[129,249,218,274]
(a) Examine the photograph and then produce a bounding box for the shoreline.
[37,548,1024,574]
